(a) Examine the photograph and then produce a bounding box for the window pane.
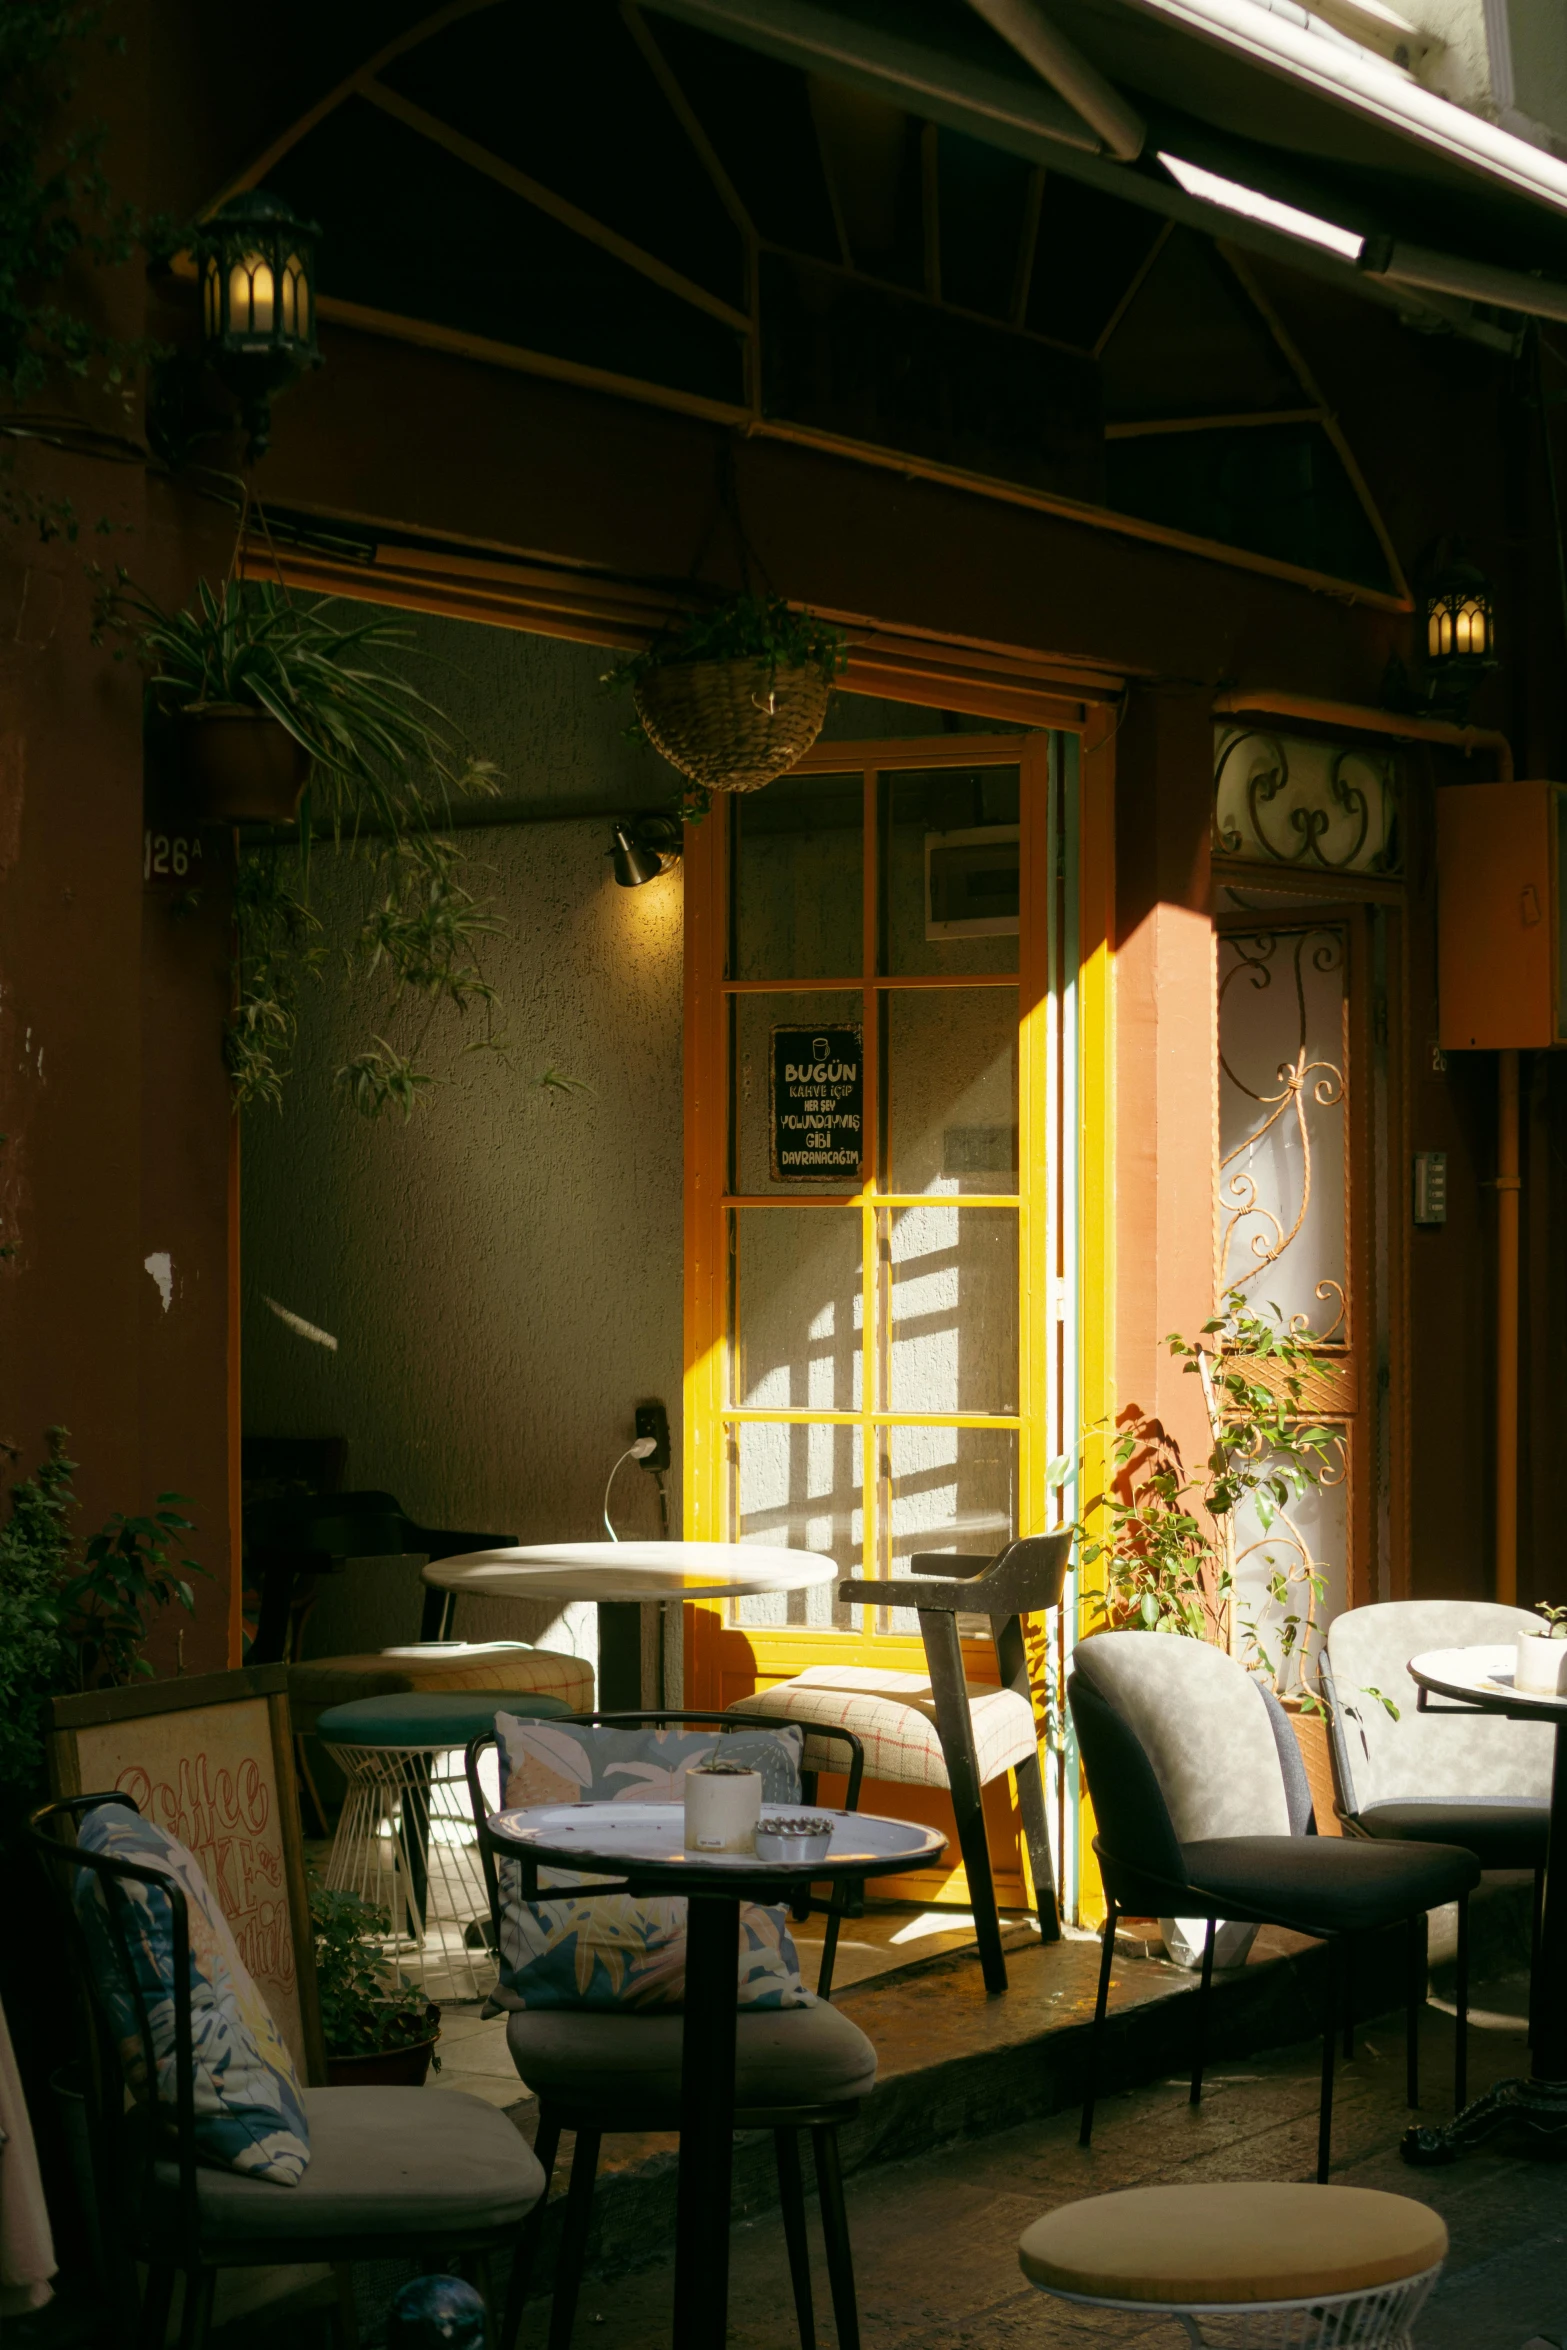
[734,772,862,980]
[878,1424,1018,1632]
[888,987,1017,1195]
[882,765,1020,976]
[732,1421,858,1630]
[735,990,863,1194]
[735,1208,862,1412]
[883,1205,1018,1416]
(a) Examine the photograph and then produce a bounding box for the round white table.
[422,1541,837,1710]
[486,1798,946,2350]
[1404,1643,1567,2165]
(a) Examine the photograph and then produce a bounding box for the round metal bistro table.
[486,1799,946,2350]
[1404,1643,1567,2164]
[422,1541,838,1711]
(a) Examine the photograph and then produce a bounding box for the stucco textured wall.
[240,614,684,1662]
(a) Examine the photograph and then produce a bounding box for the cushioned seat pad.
[150,2088,544,2241]
[737,1669,1036,1791]
[505,1999,877,2121]
[288,1646,594,1729]
[1180,1835,1479,1933]
[1019,2183,1447,2305]
[1351,1800,1548,1869]
[317,1690,572,1745]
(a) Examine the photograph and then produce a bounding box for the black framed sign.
[770,1024,864,1182]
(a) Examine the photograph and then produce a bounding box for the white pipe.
[965,0,1146,161]
[1118,0,1567,219]
[1360,236,1567,326]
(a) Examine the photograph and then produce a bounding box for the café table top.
[422,1540,838,1604]
[1409,1643,1567,1724]
[486,1798,946,1893]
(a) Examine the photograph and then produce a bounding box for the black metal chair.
[1068,1632,1481,2182]
[739,1533,1072,1991]
[31,1792,545,2350]
[467,1710,872,2350]
[245,1489,518,1665]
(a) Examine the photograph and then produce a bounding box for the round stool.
[317,1689,572,2001]
[1019,2183,1447,2346]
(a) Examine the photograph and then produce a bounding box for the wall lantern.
[1423,547,1497,708]
[199,190,322,461]
[610,815,682,887]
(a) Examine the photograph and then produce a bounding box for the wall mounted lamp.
[198,190,322,461]
[1423,545,1497,712]
[610,814,682,887]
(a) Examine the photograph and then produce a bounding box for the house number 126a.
[143,829,205,886]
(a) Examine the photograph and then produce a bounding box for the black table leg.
[595,1600,644,1711]
[674,1894,740,2350]
[1404,1715,1567,2164]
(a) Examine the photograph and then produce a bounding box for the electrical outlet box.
[634,1401,671,1472]
[1413,1152,1448,1226]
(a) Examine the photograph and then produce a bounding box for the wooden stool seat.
[1019,2183,1447,2307]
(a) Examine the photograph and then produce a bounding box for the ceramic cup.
[684,1762,763,1853]
[1515,1633,1567,1696]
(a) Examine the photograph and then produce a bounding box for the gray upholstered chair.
[467,1713,878,2350]
[737,1532,1072,1992]
[1068,1632,1481,2181]
[33,1794,546,2350]
[1322,1598,1552,2084]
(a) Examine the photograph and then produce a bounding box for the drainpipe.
[1496,1050,1521,1606]
[965,0,1146,160]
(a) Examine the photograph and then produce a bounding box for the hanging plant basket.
[179,703,310,825]
[632,658,831,793]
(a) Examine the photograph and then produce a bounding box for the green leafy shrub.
[309,1879,438,2059]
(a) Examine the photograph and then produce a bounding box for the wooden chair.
[737,1532,1071,1991]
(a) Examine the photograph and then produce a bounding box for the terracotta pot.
[180,705,309,824]
[324,2005,441,2087]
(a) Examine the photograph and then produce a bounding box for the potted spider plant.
[100,574,495,827]
[1516,1602,1567,1696]
[310,1880,442,2087]
[606,591,846,798]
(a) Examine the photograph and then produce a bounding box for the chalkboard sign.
[771,1024,864,1181]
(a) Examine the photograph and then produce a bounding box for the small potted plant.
[309,1880,442,2086]
[607,591,846,797]
[1516,1602,1567,1696]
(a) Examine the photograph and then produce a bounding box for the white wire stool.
[1019,2185,1447,2350]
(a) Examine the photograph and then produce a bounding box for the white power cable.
[603,1438,657,1540]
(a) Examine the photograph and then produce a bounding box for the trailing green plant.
[96,571,521,1116]
[1072,1292,1397,1715]
[59,1491,206,1691]
[308,1879,437,2060]
[605,592,848,693]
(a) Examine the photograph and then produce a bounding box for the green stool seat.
[316,1689,573,1747]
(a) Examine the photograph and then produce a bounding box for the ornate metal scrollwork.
[1214,727,1401,875]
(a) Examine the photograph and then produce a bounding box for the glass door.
[684,729,1072,1909]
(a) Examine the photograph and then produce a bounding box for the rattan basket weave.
[632,658,831,792]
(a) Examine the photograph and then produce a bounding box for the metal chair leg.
[1342,1937,1355,2059]
[1530,1864,1544,2048]
[918,1606,1007,1993]
[547,2127,601,2350]
[997,1613,1061,1945]
[500,2110,562,2350]
[817,1881,845,2002]
[1317,1940,1341,2184]
[179,2269,217,2350]
[775,2128,816,2350]
[333,2263,359,2350]
[1079,1902,1118,2148]
[1406,1914,1422,2110]
[1189,1917,1216,2106]
[1454,1891,1469,2113]
[811,2124,860,2350]
[138,2263,176,2350]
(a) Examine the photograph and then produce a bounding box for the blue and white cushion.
[489,1717,812,2014]
[75,1806,310,2187]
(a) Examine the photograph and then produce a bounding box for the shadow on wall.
[239,614,684,1655]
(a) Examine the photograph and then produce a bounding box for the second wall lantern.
[199,190,322,461]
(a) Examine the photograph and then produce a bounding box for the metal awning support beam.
[965,0,1145,161]
[640,0,1105,155]
[1360,236,1567,327]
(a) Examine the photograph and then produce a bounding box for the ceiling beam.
[965,0,1146,161]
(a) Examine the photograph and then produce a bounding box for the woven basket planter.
[632,658,831,792]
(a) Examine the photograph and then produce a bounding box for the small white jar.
[683,1762,763,1853]
[1515,1633,1567,1696]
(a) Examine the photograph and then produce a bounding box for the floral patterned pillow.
[488,1716,812,2014]
[75,1805,310,2186]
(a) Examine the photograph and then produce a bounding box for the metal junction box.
[1437,780,1567,1050]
